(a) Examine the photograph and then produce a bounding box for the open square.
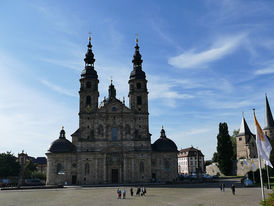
[0,179,270,206]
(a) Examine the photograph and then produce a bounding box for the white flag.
[254,113,273,168]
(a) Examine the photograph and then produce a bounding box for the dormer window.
[112,107,117,111]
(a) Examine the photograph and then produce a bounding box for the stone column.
[104,154,107,183]
[123,157,127,183]
[131,158,134,182]
[95,158,98,183]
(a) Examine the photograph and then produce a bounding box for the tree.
[217,122,233,175]
[0,152,20,177]
[231,129,239,161]
[212,152,218,162]
[24,160,37,179]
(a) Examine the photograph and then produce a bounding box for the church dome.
[48,128,75,153]
[152,127,178,152]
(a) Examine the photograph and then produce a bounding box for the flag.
[251,160,256,171]
[254,113,273,168]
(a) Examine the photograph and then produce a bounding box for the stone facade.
[178,147,204,175]
[46,38,178,185]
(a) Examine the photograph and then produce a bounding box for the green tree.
[0,152,20,177]
[231,129,239,161]
[212,152,218,162]
[217,122,233,175]
[24,160,37,178]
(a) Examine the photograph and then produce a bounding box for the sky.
[1,0,274,160]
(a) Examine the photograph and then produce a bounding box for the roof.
[264,95,274,130]
[238,116,253,136]
[33,157,47,164]
[178,147,204,157]
[48,129,76,153]
[151,128,178,152]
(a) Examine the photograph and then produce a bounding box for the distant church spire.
[239,115,252,136]
[265,94,274,129]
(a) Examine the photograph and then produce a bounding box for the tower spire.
[239,115,252,136]
[264,94,274,129]
[84,33,95,66]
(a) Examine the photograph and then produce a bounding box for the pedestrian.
[222,183,225,192]
[117,188,121,199]
[219,184,222,191]
[130,187,133,196]
[123,188,126,199]
[136,187,141,196]
[143,187,146,196]
[231,184,235,195]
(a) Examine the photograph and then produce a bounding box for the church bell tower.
[78,35,99,140]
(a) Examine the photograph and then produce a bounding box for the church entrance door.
[111,169,118,183]
[72,175,77,184]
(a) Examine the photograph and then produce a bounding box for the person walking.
[231,184,235,195]
[222,183,225,192]
[123,188,126,199]
[130,187,133,196]
[117,188,121,199]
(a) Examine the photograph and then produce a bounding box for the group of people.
[219,183,236,195]
[117,187,147,199]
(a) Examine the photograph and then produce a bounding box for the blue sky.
[1,0,274,160]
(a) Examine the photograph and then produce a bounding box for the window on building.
[239,137,242,141]
[86,96,91,105]
[125,124,131,135]
[137,96,142,105]
[98,125,104,137]
[85,163,90,175]
[137,82,141,89]
[86,82,91,88]
[165,160,170,172]
[140,161,144,173]
[57,163,63,174]
[112,128,118,141]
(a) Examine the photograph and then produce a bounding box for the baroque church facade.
[46,37,178,185]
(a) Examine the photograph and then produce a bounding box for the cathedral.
[46,37,178,185]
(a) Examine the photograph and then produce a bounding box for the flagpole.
[253,109,265,202]
[266,162,270,189]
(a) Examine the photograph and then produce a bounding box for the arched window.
[137,96,142,105]
[140,161,144,173]
[125,124,131,135]
[57,163,63,174]
[112,128,118,141]
[86,82,91,88]
[98,125,104,137]
[165,160,170,172]
[85,163,90,175]
[136,82,141,89]
[86,96,91,105]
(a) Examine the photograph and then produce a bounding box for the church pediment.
[98,98,131,113]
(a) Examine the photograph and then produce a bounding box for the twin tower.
[46,37,178,185]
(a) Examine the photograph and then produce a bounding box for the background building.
[46,38,178,185]
[178,147,204,175]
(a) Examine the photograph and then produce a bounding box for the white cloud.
[254,63,274,75]
[168,34,246,69]
[41,79,77,97]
